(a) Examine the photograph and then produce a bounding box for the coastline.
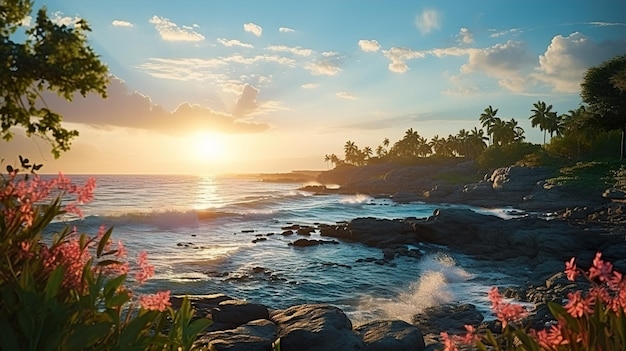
[186,162,626,350]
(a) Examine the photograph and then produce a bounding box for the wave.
[82,209,240,230]
[355,253,474,323]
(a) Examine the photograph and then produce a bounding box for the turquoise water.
[44,174,526,323]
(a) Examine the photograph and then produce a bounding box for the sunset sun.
[190,133,226,161]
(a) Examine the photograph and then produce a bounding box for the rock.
[195,319,277,351]
[412,304,484,335]
[270,304,364,351]
[354,320,426,351]
[210,300,270,331]
[289,238,339,247]
[603,188,626,201]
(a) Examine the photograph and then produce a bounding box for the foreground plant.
[0,159,211,350]
[441,252,626,351]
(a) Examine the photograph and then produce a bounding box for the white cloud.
[301,83,319,89]
[305,53,343,76]
[19,15,32,27]
[533,32,626,93]
[42,76,269,134]
[112,20,134,27]
[217,38,253,48]
[415,9,441,34]
[336,92,358,100]
[279,27,295,33]
[489,28,521,38]
[244,22,263,37]
[266,45,312,56]
[50,11,81,26]
[358,39,381,52]
[458,28,473,44]
[233,84,260,116]
[137,57,228,81]
[587,21,626,27]
[460,40,534,92]
[383,47,426,73]
[149,15,205,42]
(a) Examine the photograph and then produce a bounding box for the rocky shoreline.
[184,163,625,350]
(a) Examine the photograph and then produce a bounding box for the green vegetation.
[1,0,109,158]
[1,2,211,350]
[324,55,626,187]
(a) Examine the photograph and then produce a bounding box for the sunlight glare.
[190,133,226,161]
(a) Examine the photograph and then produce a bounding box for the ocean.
[44,174,526,324]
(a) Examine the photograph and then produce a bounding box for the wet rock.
[210,300,270,331]
[195,319,277,351]
[270,304,364,351]
[289,238,339,247]
[354,320,426,351]
[412,304,484,335]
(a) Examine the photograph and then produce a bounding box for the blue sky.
[4,0,626,174]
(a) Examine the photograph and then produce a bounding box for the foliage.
[0,160,211,350]
[0,0,109,158]
[546,130,622,162]
[544,161,625,195]
[581,54,626,159]
[441,252,626,351]
[476,143,542,171]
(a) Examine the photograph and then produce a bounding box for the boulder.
[412,304,484,335]
[210,300,270,331]
[195,319,277,351]
[354,320,426,351]
[270,304,364,351]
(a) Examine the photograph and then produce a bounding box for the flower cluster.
[1,164,210,349]
[441,251,626,351]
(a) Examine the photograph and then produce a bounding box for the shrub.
[440,252,626,351]
[477,143,543,171]
[0,158,211,350]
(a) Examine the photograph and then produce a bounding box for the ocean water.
[43,174,527,324]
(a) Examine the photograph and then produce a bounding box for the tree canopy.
[581,54,626,159]
[1,0,109,158]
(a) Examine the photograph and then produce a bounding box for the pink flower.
[460,324,480,345]
[565,290,593,318]
[135,251,154,284]
[488,287,528,328]
[589,252,613,283]
[564,257,579,281]
[439,331,459,351]
[139,290,171,312]
[536,324,568,350]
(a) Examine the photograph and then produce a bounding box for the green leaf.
[44,265,65,302]
[64,322,113,351]
[0,318,20,351]
[97,227,114,257]
[103,274,126,296]
[118,310,157,348]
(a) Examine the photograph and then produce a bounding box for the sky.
[3,0,626,175]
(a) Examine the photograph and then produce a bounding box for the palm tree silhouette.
[480,105,498,146]
[529,101,557,145]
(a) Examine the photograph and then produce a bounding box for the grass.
[544,161,626,193]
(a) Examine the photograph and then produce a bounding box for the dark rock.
[412,304,484,335]
[354,320,426,351]
[251,237,267,243]
[281,230,294,236]
[195,319,277,351]
[210,300,270,331]
[270,304,364,351]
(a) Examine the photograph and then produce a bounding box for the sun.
[190,132,226,161]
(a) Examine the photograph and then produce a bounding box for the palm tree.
[546,113,565,139]
[382,138,390,148]
[362,146,373,163]
[429,135,446,156]
[529,101,557,145]
[344,140,359,165]
[467,127,488,158]
[324,154,332,169]
[480,105,499,146]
